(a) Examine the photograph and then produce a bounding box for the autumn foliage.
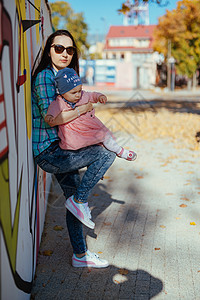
[50,1,89,55]
[153,0,200,78]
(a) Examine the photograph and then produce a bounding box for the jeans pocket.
[37,158,60,173]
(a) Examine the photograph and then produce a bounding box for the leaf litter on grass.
[96,108,200,152]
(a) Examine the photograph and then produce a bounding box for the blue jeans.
[35,142,116,253]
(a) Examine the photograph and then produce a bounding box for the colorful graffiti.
[0,0,52,298]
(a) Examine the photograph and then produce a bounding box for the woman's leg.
[55,171,87,254]
[35,144,116,253]
[73,146,116,202]
[37,144,116,203]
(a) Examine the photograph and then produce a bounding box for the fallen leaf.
[160,164,167,167]
[180,197,190,201]
[42,250,53,256]
[103,222,112,226]
[190,222,196,225]
[87,268,92,273]
[118,268,129,275]
[53,225,63,231]
[179,204,187,208]
[154,248,160,251]
[176,217,181,220]
[180,160,194,164]
[93,193,99,197]
[98,251,103,254]
[103,176,110,179]
[136,176,144,179]
[187,171,194,174]
[114,280,120,284]
[160,225,166,228]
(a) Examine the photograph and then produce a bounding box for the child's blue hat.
[55,67,82,94]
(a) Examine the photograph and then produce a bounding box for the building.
[103,25,156,61]
[103,25,158,89]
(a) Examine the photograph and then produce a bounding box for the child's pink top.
[47,90,111,150]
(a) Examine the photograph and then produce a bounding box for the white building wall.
[103,49,157,89]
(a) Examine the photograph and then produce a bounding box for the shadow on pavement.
[31,265,163,299]
[105,99,200,115]
[31,171,164,299]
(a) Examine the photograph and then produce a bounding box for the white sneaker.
[72,250,109,268]
[65,196,95,229]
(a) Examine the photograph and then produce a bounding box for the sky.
[49,0,179,35]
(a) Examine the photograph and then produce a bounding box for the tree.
[118,0,169,14]
[153,0,200,80]
[50,1,89,58]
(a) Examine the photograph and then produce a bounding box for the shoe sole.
[72,261,109,268]
[65,200,95,229]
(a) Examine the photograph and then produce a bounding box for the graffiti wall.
[0,0,52,299]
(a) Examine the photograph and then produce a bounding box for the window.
[108,38,150,48]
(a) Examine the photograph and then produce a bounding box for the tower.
[123,0,149,26]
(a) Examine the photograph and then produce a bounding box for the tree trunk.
[187,78,192,90]
[192,72,197,90]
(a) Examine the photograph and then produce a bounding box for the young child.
[46,67,137,160]
[46,67,137,228]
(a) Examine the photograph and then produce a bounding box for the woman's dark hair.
[32,29,79,80]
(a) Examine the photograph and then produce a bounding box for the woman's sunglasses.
[51,44,76,55]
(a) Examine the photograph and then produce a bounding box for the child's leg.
[103,133,121,154]
[103,133,137,161]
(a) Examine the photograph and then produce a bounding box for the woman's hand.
[44,102,94,127]
[84,102,93,112]
[98,95,107,104]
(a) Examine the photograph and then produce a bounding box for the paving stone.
[31,125,200,300]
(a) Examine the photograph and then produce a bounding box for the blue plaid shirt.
[32,66,59,157]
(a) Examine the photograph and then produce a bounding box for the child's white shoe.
[117,148,137,161]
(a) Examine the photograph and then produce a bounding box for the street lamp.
[168,56,176,91]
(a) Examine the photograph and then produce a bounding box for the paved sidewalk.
[31,133,200,299]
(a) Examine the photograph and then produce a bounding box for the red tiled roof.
[106,25,157,39]
[104,25,157,51]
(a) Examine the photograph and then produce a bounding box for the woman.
[32,30,116,268]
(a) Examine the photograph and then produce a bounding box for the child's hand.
[98,95,107,104]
